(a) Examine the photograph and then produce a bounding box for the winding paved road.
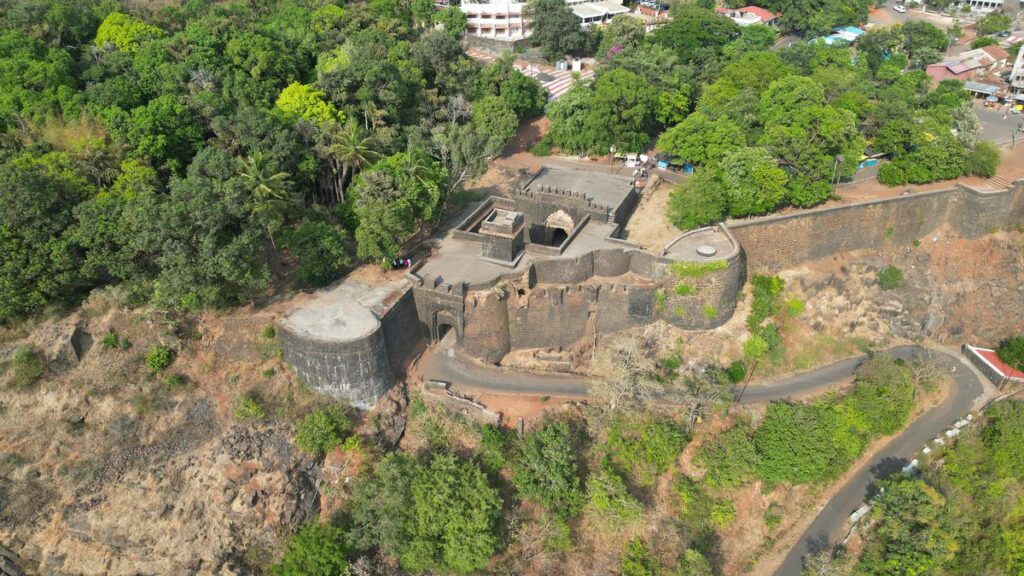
[416,344,987,575]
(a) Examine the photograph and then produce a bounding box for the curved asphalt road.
[417,344,985,575]
[774,346,984,575]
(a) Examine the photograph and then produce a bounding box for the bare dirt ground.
[622,179,680,250]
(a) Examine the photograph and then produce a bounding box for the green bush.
[280,220,352,289]
[620,539,658,576]
[513,422,584,514]
[697,425,758,488]
[262,325,276,339]
[349,453,502,575]
[162,373,186,390]
[997,335,1024,373]
[586,466,643,522]
[703,305,718,319]
[785,298,805,317]
[235,393,265,421]
[668,182,726,231]
[271,518,350,576]
[479,423,513,473]
[965,141,1001,178]
[747,275,784,330]
[101,330,131,349]
[145,344,175,373]
[754,400,862,485]
[970,36,998,48]
[605,417,688,486]
[878,162,908,186]
[711,500,735,527]
[295,406,352,455]
[848,354,915,435]
[530,139,553,157]
[8,346,44,388]
[878,265,903,290]
[726,360,746,384]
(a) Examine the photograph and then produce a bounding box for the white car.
[893,3,907,12]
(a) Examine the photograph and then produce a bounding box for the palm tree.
[237,150,293,252]
[315,120,380,205]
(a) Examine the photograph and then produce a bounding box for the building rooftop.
[281,277,408,342]
[525,167,636,213]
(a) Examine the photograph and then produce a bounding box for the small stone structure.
[278,169,1024,409]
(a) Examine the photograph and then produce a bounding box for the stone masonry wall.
[278,322,392,410]
[730,183,1024,274]
[379,288,421,377]
[453,245,746,362]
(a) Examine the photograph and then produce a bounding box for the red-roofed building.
[715,5,780,26]
[964,344,1024,386]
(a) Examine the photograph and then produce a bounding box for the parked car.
[893,4,907,13]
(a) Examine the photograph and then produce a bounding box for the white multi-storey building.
[461,0,629,40]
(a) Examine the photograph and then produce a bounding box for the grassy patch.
[8,346,44,389]
[674,282,694,296]
[669,260,728,278]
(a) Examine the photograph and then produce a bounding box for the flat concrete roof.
[281,278,408,342]
[526,167,635,213]
[663,226,736,261]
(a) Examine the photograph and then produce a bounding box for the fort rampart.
[730,182,1024,274]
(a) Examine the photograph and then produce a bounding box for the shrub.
[965,141,1001,178]
[530,139,552,157]
[726,360,746,384]
[235,394,265,421]
[748,275,784,330]
[145,344,174,373]
[878,162,908,186]
[849,354,916,435]
[280,220,352,288]
[754,401,848,485]
[711,500,736,527]
[162,373,186,390]
[479,423,513,473]
[295,406,352,455]
[101,330,131,349]
[970,36,998,48]
[878,265,903,290]
[785,298,805,317]
[675,476,714,536]
[8,346,44,389]
[586,466,643,522]
[703,305,718,319]
[654,288,666,312]
[513,423,584,514]
[262,325,276,339]
[606,417,688,486]
[271,518,350,576]
[997,335,1024,373]
[697,425,758,488]
[668,182,726,231]
[620,539,658,576]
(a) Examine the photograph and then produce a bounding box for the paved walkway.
[466,49,595,100]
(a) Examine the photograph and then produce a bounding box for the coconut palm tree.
[237,150,293,252]
[315,120,380,205]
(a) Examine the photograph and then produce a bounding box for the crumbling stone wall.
[730,183,1024,274]
[462,290,512,363]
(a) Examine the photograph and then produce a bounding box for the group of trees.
[535,8,997,230]
[699,354,922,488]
[271,392,720,574]
[851,401,1024,575]
[0,0,544,321]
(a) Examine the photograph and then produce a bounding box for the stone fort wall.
[454,240,745,363]
[730,183,1024,274]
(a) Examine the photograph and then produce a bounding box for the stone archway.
[431,309,459,343]
[543,210,574,246]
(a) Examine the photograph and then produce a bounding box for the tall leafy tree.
[315,120,380,205]
[237,150,294,253]
[525,0,595,62]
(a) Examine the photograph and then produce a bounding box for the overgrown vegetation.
[144,344,174,373]
[851,402,1024,575]
[294,405,352,456]
[996,334,1024,373]
[7,345,44,389]
[700,354,923,487]
[0,0,537,322]
[878,265,904,291]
